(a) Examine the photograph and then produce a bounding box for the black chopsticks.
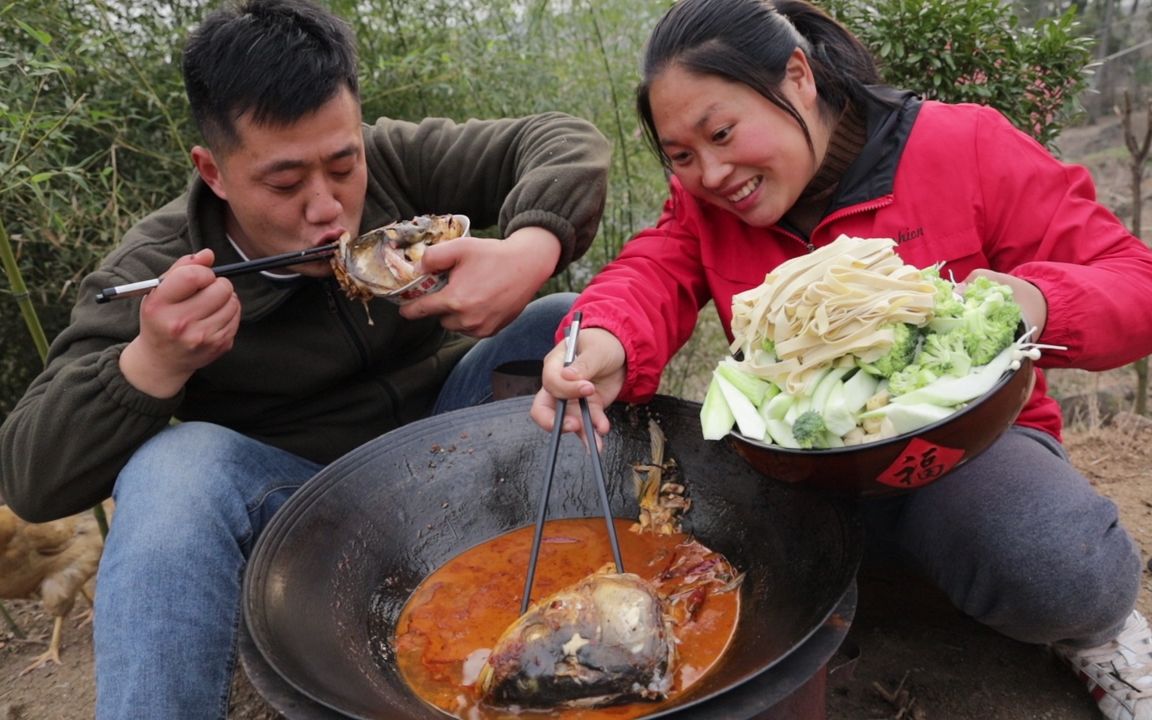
[94,243,338,303]
[520,311,625,614]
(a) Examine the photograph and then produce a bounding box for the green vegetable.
[714,373,766,440]
[764,418,800,448]
[700,372,736,440]
[891,341,1019,408]
[856,323,920,378]
[792,410,829,449]
[958,277,1022,365]
[858,401,956,435]
[887,363,942,397]
[887,331,969,396]
[887,275,1020,396]
[839,367,881,414]
[715,359,775,406]
[923,266,965,332]
[822,382,860,437]
[811,365,853,411]
[760,390,795,421]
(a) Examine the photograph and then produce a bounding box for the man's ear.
[191,146,228,201]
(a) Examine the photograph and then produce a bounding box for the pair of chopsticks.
[520,311,625,614]
[93,243,339,303]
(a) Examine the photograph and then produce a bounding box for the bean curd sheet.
[392,518,740,719]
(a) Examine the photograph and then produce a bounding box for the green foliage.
[823,0,1094,149]
[339,0,671,278]
[0,1,199,415]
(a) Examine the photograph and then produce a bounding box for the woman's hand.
[962,268,1048,339]
[529,327,627,444]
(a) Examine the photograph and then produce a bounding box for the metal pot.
[242,395,862,719]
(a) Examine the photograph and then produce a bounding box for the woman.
[529,0,1152,716]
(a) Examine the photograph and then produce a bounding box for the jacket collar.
[826,86,922,213]
[186,178,315,321]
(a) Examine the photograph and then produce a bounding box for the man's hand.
[398,227,561,337]
[119,249,241,398]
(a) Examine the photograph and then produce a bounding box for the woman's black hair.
[182,0,359,152]
[636,0,881,165]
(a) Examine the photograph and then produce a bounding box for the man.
[0,0,610,716]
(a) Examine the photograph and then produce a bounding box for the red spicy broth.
[391,517,740,719]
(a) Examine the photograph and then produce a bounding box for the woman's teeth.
[727,177,761,203]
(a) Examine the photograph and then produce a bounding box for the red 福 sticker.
[877,438,966,488]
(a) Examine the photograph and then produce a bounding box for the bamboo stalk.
[0,219,47,639]
[1,220,113,534]
[1,219,112,637]
[0,217,49,363]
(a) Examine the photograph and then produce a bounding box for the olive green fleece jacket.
[0,112,610,521]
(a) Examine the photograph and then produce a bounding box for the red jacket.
[569,89,1152,441]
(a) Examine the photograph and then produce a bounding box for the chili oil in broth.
[392,517,740,719]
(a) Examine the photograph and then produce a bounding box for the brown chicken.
[0,499,112,675]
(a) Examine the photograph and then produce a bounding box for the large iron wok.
[243,395,861,719]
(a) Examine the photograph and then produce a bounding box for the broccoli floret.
[887,364,942,397]
[857,323,920,378]
[958,280,1022,365]
[917,331,973,378]
[886,330,970,396]
[961,275,1010,306]
[889,276,1023,396]
[922,266,965,326]
[791,410,828,449]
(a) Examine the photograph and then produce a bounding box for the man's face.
[192,86,368,277]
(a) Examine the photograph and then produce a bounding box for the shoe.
[1055,609,1152,720]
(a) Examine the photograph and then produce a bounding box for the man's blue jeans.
[93,293,574,719]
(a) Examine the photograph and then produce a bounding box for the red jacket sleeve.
[562,190,714,402]
[972,106,1152,370]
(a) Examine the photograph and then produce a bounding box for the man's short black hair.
[182,0,359,152]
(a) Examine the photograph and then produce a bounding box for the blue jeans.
[93,293,574,719]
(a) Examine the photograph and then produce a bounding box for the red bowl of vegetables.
[721,352,1034,496]
[699,235,1047,497]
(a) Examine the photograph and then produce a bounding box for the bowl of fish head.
[726,354,1035,497]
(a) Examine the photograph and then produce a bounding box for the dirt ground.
[1,119,1150,720]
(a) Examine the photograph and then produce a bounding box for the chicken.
[0,499,112,675]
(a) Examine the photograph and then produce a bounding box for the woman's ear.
[783,48,818,107]
[191,146,228,201]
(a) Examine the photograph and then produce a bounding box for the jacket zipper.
[780,195,896,252]
[324,282,372,369]
[817,196,895,234]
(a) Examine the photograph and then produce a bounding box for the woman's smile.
[726,176,763,204]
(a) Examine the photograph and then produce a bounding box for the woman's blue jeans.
[93,293,573,719]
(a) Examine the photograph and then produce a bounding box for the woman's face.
[648,52,827,228]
